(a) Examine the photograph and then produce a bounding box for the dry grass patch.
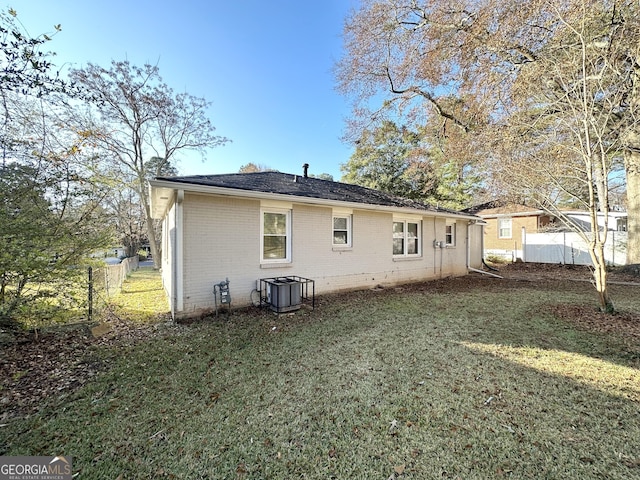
[108,266,169,323]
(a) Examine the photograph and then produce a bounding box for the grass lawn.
[108,266,170,323]
[1,272,640,479]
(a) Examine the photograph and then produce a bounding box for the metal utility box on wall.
[213,278,231,315]
[258,276,315,313]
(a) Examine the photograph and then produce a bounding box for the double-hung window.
[333,216,350,246]
[498,218,512,239]
[393,219,421,257]
[261,208,291,263]
[445,221,456,246]
[332,211,352,247]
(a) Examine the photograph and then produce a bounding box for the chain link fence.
[88,256,140,322]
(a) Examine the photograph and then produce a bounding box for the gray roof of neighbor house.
[150,171,478,220]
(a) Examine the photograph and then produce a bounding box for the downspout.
[433,217,438,276]
[466,221,471,270]
[468,220,503,278]
[176,189,184,313]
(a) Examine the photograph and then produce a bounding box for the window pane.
[264,212,286,235]
[333,217,347,230]
[263,236,286,259]
[333,231,348,244]
[446,224,455,244]
[393,222,404,254]
[408,238,418,254]
[393,237,404,255]
[407,222,418,254]
[498,218,511,238]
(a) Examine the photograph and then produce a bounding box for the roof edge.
[149,178,480,221]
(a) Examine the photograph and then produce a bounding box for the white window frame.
[393,218,422,257]
[616,217,627,232]
[498,217,512,239]
[260,207,292,264]
[332,214,352,247]
[445,221,456,246]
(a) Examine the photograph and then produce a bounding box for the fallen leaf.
[394,464,405,475]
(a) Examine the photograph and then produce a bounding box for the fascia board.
[479,211,545,219]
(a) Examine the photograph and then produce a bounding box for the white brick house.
[149,170,484,319]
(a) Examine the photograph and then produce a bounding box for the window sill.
[332,246,353,252]
[392,256,423,262]
[260,262,293,269]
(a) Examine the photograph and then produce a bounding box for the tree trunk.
[142,199,161,269]
[624,147,640,265]
[591,241,614,313]
[136,172,161,269]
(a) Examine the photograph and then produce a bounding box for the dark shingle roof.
[156,171,463,215]
[461,200,507,215]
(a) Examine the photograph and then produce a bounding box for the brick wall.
[175,193,470,317]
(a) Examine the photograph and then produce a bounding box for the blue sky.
[10,0,358,179]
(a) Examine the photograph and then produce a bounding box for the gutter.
[466,220,503,278]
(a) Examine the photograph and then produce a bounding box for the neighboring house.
[463,202,551,261]
[149,169,484,319]
[465,201,627,264]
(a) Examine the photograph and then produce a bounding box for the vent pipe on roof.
[303,163,309,178]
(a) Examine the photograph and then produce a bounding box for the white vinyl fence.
[522,230,627,266]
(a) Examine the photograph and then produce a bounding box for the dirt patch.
[549,303,640,342]
[492,261,640,284]
[0,315,173,422]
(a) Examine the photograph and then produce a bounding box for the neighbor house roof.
[150,171,478,220]
[463,200,544,217]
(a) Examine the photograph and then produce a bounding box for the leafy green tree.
[0,8,66,98]
[310,173,334,181]
[0,161,110,325]
[341,121,434,198]
[0,9,111,325]
[145,156,178,179]
[239,163,273,173]
[341,120,478,209]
